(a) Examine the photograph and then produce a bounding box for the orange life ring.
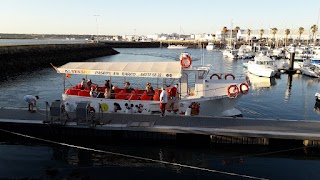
[239,83,249,95]
[227,85,239,98]
[225,73,235,80]
[245,75,251,85]
[210,73,221,79]
[180,55,192,68]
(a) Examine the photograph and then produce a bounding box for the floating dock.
[1,108,320,146]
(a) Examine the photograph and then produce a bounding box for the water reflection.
[247,73,276,90]
[285,74,293,100]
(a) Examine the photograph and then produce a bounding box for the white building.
[191,33,215,41]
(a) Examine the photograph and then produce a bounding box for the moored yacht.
[206,42,215,51]
[247,53,279,78]
[167,44,188,49]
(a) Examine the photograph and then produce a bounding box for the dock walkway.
[1,108,320,144]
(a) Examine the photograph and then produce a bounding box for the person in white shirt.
[159,87,168,117]
[23,95,39,113]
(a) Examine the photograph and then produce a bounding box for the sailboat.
[222,21,238,59]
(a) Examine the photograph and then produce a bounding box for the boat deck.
[1,108,320,144]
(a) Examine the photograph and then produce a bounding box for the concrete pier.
[1,108,320,146]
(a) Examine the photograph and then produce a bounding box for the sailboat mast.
[230,20,233,48]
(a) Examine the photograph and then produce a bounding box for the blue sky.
[1,0,320,35]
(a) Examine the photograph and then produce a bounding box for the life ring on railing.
[239,83,249,95]
[245,75,251,86]
[210,73,221,79]
[225,73,235,80]
[227,85,239,98]
[180,55,192,68]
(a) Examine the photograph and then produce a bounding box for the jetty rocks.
[0,43,119,80]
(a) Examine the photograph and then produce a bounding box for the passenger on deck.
[87,79,93,87]
[80,78,88,90]
[169,84,179,112]
[145,82,154,95]
[159,87,168,117]
[124,81,133,93]
[104,87,111,99]
[89,86,98,97]
[104,80,113,89]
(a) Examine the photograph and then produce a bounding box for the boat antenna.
[315,8,320,46]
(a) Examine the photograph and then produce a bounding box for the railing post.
[45,101,49,122]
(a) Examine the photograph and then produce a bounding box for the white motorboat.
[247,53,279,78]
[167,44,188,49]
[206,42,215,51]
[299,62,320,78]
[222,48,238,59]
[55,53,250,117]
[270,47,286,59]
[237,45,255,59]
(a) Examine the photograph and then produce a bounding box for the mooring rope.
[198,143,319,166]
[0,128,268,180]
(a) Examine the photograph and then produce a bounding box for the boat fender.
[225,73,235,80]
[245,75,251,85]
[239,83,249,95]
[210,74,221,79]
[180,55,192,68]
[227,85,239,98]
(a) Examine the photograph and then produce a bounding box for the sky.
[1,0,320,35]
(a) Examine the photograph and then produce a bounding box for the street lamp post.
[94,15,100,43]
[134,29,136,41]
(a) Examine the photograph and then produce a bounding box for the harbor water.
[1,47,320,179]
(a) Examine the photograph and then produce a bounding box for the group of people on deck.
[79,78,162,99]
[78,78,179,115]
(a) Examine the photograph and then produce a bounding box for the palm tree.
[260,29,264,39]
[271,27,278,40]
[247,29,251,45]
[285,29,290,46]
[298,27,304,42]
[222,26,228,45]
[311,24,318,42]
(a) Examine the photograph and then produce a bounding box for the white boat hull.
[167,45,188,49]
[247,63,277,77]
[62,93,243,117]
[300,66,320,78]
[62,78,247,117]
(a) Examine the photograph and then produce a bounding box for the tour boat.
[55,53,250,117]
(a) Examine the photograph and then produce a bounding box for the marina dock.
[1,108,320,146]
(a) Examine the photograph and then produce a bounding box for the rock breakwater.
[0,43,119,80]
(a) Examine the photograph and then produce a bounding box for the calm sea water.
[1,46,320,179]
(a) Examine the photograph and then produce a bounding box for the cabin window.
[198,70,206,79]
